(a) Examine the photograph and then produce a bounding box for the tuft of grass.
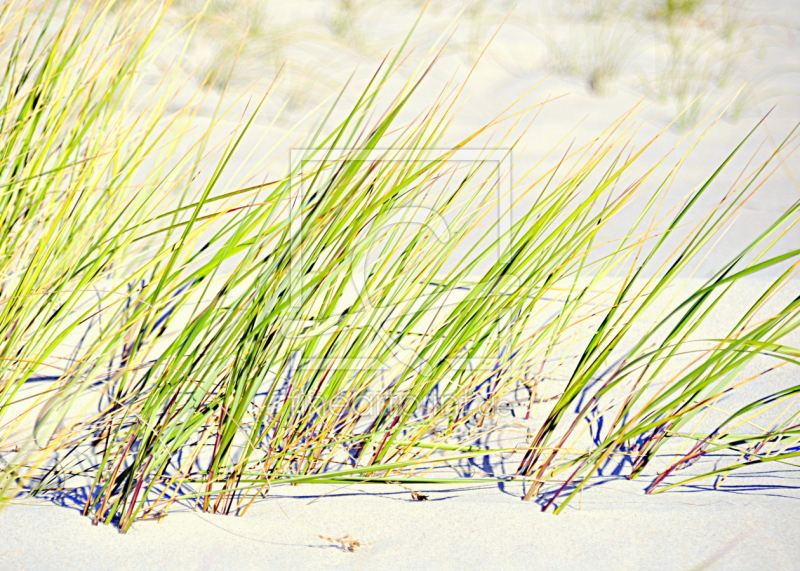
[330,0,362,44]
[0,0,260,505]
[654,0,706,22]
[535,1,644,95]
[0,0,798,533]
[536,0,766,126]
[645,0,755,130]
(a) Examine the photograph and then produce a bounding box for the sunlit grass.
[0,0,798,533]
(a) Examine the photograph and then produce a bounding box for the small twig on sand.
[390,481,430,501]
[318,534,368,552]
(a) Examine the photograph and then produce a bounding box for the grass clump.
[0,0,250,504]
[0,0,798,533]
[0,0,174,502]
[656,0,705,21]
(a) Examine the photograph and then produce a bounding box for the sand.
[2,476,800,570]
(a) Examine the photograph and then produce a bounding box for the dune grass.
[656,0,706,21]
[0,0,254,505]
[0,0,799,532]
[165,1,767,130]
[0,0,182,503]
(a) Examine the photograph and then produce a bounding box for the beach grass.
[0,0,798,532]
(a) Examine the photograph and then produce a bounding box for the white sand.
[3,476,800,569]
